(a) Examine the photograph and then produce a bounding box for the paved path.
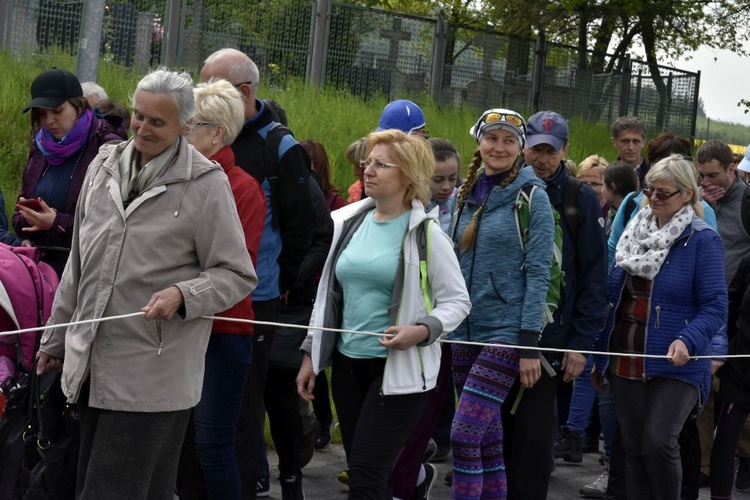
[263,444,750,499]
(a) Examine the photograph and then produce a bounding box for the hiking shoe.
[429,443,451,463]
[315,420,333,450]
[737,457,750,490]
[337,468,349,486]
[582,433,601,454]
[554,426,583,463]
[423,438,438,463]
[579,462,609,498]
[257,476,270,497]
[414,463,437,499]
[279,472,304,500]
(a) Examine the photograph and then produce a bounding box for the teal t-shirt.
[336,210,410,358]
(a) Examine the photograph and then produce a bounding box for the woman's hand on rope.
[379,324,429,351]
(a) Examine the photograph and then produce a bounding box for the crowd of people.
[1,48,750,500]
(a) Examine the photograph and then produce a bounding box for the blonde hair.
[456,148,521,251]
[365,130,434,206]
[193,79,244,145]
[644,154,704,219]
[577,155,609,179]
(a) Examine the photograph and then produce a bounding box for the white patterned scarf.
[615,204,694,280]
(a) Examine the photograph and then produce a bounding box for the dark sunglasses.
[643,187,681,201]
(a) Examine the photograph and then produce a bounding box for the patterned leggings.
[451,344,519,500]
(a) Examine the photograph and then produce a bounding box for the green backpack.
[513,185,565,330]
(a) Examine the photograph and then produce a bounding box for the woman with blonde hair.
[296,130,470,499]
[594,155,727,500]
[578,154,610,218]
[451,108,555,499]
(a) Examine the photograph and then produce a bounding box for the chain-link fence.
[1,0,700,138]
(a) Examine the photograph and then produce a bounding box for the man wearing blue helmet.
[377,99,429,138]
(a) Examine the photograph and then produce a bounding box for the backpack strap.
[563,176,582,244]
[742,184,750,238]
[264,122,292,230]
[514,185,536,253]
[622,191,638,225]
[416,219,434,314]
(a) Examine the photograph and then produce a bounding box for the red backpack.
[0,243,59,391]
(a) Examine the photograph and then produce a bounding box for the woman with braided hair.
[450,109,555,499]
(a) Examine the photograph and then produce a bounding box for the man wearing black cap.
[501,110,608,499]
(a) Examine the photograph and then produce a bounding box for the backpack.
[415,219,434,314]
[513,177,580,329]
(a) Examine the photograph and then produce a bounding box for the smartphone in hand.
[17,198,43,211]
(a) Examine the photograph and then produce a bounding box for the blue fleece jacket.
[596,217,728,405]
[532,164,609,352]
[452,167,554,349]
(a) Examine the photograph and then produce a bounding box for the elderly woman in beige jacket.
[36,69,257,500]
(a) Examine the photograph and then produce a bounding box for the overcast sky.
[670,44,750,126]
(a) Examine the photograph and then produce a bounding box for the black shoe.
[257,476,270,497]
[737,457,750,490]
[279,472,304,500]
[423,438,438,463]
[300,420,319,468]
[315,420,333,450]
[429,443,451,463]
[414,463,437,499]
[554,426,583,463]
[582,433,601,454]
[699,472,710,488]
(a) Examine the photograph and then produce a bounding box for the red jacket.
[211,147,266,335]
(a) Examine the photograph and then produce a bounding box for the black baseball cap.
[23,68,83,113]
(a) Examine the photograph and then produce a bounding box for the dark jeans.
[331,351,429,499]
[236,299,278,500]
[177,334,252,500]
[265,367,304,475]
[607,422,627,500]
[609,376,697,500]
[77,382,190,500]
[710,399,750,498]
[392,342,452,498]
[502,352,564,500]
[678,408,701,500]
[313,370,333,428]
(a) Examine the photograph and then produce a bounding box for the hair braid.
[458,149,486,252]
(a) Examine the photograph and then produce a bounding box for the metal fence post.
[429,10,447,102]
[163,0,181,67]
[0,0,9,51]
[76,0,106,83]
[531,29,546,112]
[690,70,701,144]
[308,0,330,86]
[618,55,631,117]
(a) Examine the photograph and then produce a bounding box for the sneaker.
[579,462,609,499]
[414,463,437,499]
[423,438,438,463]
[315,420,333,450]
[737,457,750,490]
[429,443,451,463]
[337,468,349,486]
[300,420,319,468]
[279,472,304,500]
[257,476,270,497]
[554,426,583,463]
[582,433,601,454]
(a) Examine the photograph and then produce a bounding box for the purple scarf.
[473,170,511,204]
[35,108,93,166]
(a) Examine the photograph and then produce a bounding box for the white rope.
[1,311,747,360]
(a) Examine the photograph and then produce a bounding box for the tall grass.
[3,50,636,219]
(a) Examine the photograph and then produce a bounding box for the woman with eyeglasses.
[577,154,610,219]
[450,109,555,499]
[593,155,727,500]
[177,78,266,499]
[296,130,470,499]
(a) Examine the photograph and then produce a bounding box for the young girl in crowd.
[427,138,460,233]
[451,109,555,499]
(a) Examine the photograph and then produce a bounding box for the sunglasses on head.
[643,186,681,200]
[483,111,524,128]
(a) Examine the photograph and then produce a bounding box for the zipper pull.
[422,373,426,390]
[158,341,163,356]
[654,305,661,329]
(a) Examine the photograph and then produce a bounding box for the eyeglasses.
[360,159,398,170]
[586,181,604,188]
[643,186,681,200]
[482,111,525,128]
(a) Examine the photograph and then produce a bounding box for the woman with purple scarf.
[14,68,127,276]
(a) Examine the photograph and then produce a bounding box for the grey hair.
[132,68,195,127]
[203,48,260,91]
[194,79,244,146]
[81,81,108,103]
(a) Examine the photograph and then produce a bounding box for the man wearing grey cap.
[501,110,608,499]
